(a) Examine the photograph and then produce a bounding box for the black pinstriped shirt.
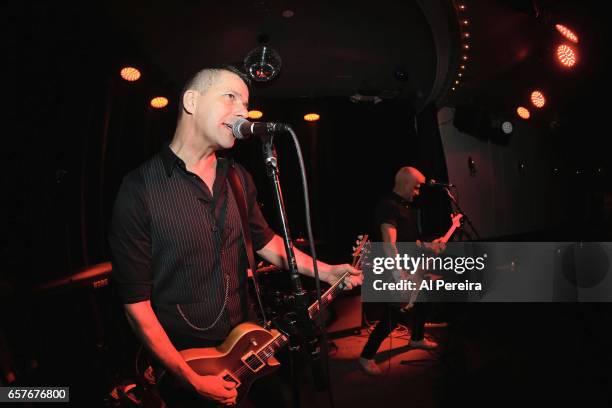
[109,145,274,349]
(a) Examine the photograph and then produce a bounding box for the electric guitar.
[177,235,370,406]
[399,212,463,311]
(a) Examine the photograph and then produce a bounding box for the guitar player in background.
[108,65,362,407]
[358,166,459,376]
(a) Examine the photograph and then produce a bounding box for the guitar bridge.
[241,351,266,373]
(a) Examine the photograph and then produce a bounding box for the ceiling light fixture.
[120,67,141,82]
[244,34,282,82]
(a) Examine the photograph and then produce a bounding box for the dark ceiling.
[7,0,603,122]
[98,0,602,112]
[102,0,442,106]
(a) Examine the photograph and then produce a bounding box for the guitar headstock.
[451,213,464,228]
[352,234,370,269]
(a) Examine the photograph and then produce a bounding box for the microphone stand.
[443,186,480,240]
[260,133,320,408]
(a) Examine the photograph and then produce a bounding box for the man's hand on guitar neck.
[188,374,237,406]
[323,263,363,290]
[416,238,447,255]
[257,235,363,290]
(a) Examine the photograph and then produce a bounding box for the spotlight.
[555,24,579,43]
[120,67,141,82]
[248,110,263,119]
[150,97,168,109]
[530,91,546,108]
[517,107,530,119]
[501,121,514,134]
[304,113,320,122]
[556,44,577,68]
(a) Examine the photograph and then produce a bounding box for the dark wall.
[6,1,447,286]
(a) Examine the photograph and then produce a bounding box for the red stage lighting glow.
[304,113,320,122]
[556,44,577,68]
[120,67,141,82]
[150,97,169,109]
[555,24,579,43]
[517,107,530,119]
[248,110,263,119]
[530,91,546,108]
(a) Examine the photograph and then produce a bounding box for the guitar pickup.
[241,351,265,373]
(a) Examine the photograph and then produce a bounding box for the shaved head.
[394,166,426,201]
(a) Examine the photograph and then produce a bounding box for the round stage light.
[556,44,577,68]
[531,91,546,108]
[517,107,530,119]
[248,110,263,119]
[150,97,169,109]
[502,121,514,134]
[120,67,141,82]
[304,113,320,122]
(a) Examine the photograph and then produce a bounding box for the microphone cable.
[286,127,336,408]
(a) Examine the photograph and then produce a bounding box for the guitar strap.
[227,164,269,325]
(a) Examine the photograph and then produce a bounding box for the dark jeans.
[360,302,431,360]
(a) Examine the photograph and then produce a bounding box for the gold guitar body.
[179,322,283,406]
[175,235,369,405]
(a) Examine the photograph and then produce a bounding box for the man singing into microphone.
[108,65,362,407]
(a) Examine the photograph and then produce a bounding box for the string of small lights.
[451,2,470,92]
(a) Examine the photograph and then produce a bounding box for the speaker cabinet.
[325,290,363,338]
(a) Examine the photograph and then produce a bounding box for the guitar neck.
[307,271,349,320]
[256,331,289,361]
[262,238,366,356]
[257,277,344,359]
[441,224,458,243]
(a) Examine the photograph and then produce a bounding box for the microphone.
[427,179,455,188]
[232,117,290,140]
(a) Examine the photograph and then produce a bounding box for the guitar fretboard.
[255,238,366,362]
[256,332,289,361]
[307,272,348,319]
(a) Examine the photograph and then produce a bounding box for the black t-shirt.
[373,192,420,242]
